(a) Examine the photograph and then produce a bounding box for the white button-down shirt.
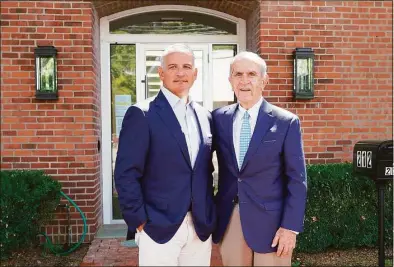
[161,86,200,168]
[233,97,263,166]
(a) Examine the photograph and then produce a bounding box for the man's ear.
[193,68,198,80]
[158,66,164,81]
[262,74,269,89]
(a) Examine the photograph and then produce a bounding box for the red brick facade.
[1,0,392,242]
[1,1,101,242]
[259,1,393,164]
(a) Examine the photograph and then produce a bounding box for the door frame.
[100,5,246,224]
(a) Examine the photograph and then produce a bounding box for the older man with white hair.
[115,43,216,266]
[213,51,307,266]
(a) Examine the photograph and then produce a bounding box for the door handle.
[141,75,148,98]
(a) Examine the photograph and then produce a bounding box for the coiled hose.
[40,190,88,256]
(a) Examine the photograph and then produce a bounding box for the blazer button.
[238,178,242,182]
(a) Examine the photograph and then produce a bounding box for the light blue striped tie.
[238,111,251,169]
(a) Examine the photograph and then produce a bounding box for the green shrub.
[297,163,393,252]
[0,170,61,259]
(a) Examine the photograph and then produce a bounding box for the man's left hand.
[271,227,296,258]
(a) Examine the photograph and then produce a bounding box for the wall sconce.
[35,46,58,100]
[293,48,314,99]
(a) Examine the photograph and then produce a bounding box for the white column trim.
[100,40,112,225]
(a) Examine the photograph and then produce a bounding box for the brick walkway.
[80,238,223,266]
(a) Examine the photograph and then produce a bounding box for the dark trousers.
[126,229,136,240]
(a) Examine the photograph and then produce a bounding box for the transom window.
[109,11,237,35]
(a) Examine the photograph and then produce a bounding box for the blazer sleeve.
[280,116,308,232]
[114,106,149,230]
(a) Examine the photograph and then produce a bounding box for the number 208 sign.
[356,151,372,168]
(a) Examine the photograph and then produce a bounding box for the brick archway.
[93,0,261,54]
[92,0,258,20]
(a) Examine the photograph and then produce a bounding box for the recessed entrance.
[100,5,246,224]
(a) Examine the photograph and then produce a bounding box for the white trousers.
[136,212,212,266]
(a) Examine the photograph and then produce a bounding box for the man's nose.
[240,74,249,83]
[176,70,185,76]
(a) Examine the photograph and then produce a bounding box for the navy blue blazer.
[114,91,216,244]
[212,99,307,253]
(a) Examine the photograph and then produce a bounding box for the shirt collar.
[161,86,191,109]
[237,97,263,120]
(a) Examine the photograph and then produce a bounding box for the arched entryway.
[99,4,257,225]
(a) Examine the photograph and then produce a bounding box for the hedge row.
[298,163,392,252]
[0,170,61,259]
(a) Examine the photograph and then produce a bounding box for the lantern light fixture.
[293,48,314,99]
[34,46,58,100]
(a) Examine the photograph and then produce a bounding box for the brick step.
[80,238,223,266]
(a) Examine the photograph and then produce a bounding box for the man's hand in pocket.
[137,222,146,232]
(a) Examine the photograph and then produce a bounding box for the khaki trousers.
[220,205,292,267]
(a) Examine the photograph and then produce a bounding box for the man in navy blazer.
[212,51,307,266]
[114,44,216,266]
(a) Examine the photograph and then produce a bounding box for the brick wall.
[90,3,102,238]
[259,1,393,164]
[246,2,260,53]
[0,1,101,242]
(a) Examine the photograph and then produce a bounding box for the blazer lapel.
[154,91,192,168]
[240,100,274,172]
[224,104,239,173]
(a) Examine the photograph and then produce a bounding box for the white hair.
[160,43,195,69]
[229,51,267,76]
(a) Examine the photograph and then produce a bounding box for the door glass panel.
[110,44,136,220]
[145,50,161,98]
[144,49,204,105]
[212,44,237,109]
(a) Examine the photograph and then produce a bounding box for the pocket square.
[270,124,277,132]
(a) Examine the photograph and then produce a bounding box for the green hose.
[40,190,88,256]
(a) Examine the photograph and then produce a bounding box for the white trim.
[102,34,240,44]
[100,40,112,224]
[136,44,144,101]
[237,21,247,51]
[207,44,214,111]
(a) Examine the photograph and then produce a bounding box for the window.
[110,11,237,35]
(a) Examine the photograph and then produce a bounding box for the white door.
[102,42,240,223]
[105,43,210,223]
